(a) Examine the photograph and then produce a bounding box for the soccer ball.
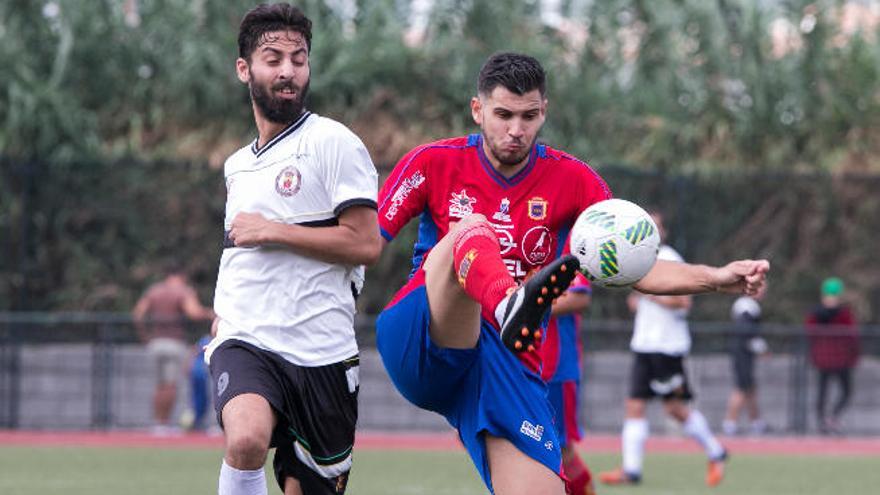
[570,199,660,288]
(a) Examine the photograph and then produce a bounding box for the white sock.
[683,410,725,460]
[622,418,648,475]
[219,459,267,495]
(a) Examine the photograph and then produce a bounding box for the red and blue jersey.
[378,134,612,371]
[540,273,591,383]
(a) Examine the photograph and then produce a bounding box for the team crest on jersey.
[493,197,512,222]
[527,197,548,220]
[521,226,553,266]
[275,166,302,197]
[449,189,477,218]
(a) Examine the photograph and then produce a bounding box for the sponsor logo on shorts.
[217,371,229,397]
[520,420,544,442]
[334,473,349,493]
[545,441,554,450]
[649,373,684,396]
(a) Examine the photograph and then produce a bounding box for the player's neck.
[482,142,530,179]
[253,109,305,149]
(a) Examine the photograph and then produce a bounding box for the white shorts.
[147,337,190,385]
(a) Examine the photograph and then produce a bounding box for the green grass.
[0,446,875,494]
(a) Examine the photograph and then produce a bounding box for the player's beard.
[484,133,536,168]
[250,76,310,125]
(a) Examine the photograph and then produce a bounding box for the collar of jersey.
[470,133,545,189]
[250,111,312,157]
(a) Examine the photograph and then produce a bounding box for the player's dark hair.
[477,52,546,97]
[238,3,312,61]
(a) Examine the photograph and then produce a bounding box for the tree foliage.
[1,0,879,320]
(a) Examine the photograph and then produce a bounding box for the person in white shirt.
[206,5,381,495]
[600,211,728,488]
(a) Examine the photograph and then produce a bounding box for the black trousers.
[816,368,853,421]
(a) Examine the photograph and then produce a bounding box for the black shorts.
[629,352,693,401]
[209,339,359,494]
[731,349,755,391]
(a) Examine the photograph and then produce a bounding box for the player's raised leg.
[424,213,579,352]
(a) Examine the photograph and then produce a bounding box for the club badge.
[275,166,302,197]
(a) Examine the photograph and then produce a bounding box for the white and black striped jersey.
[208,111,378,366]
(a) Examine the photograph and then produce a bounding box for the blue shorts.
[546,379,583,448]
[376,284,563,492]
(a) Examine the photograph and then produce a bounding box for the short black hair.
[238,3,312,61]
[477,52,546,97]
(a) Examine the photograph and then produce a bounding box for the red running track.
[0,430,878,456]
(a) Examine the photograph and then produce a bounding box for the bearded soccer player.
[375,51,769,495]
[206,4,381,495]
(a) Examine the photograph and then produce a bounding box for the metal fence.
[0,313,877,435]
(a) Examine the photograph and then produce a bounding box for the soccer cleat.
[598,468,641,485]
[497,255,580,353]
[706,449,728,487]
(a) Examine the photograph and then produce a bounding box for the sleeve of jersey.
[376,146,431,242]
[322,125,379,217]
[578,162,614,210]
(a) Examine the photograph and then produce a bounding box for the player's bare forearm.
[229,207,382,265]
[550,291,590,316]
[634,259,769,296]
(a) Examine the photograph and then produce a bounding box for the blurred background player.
[132,265,214,435]
[805,277,860,435]
[599,211,728,488]
[722,283,769,436]
[539,273,596,495]
[180,334,214,433]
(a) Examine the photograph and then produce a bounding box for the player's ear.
[470,96,482,125]
[236,58,250,84]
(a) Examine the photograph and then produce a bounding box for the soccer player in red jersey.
[375,52,769,495]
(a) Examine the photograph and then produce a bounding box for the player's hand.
[711,259,770,295]
[229,212,275,247]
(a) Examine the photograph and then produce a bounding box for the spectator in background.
[805,277,860,435]
[132,266,214,435]
[722,284,769,436]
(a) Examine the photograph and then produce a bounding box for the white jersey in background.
[630,245,691,355]
[208,111,378,366]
